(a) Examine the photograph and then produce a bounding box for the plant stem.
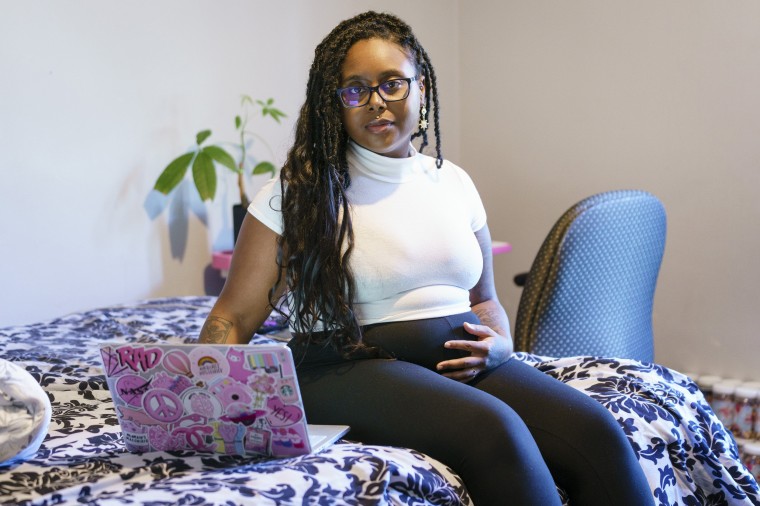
[247,131,277,161]
[237,170,250,209]
[237,113,249,207]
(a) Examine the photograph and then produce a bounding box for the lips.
[366,118,393,133]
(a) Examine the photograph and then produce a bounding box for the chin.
[360,138,409,158]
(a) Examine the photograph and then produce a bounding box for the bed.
[1,296,758,505]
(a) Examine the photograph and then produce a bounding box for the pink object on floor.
[211,250,234,273]
[491,241,512,255]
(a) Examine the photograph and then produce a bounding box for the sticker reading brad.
[116,345,163,373]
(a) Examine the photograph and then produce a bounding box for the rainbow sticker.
[247,352,279,373]
[188,347,230,379]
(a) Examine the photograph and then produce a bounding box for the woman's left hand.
[436,321,513,382]
[439,225,513,382]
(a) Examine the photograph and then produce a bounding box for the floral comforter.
[0,297,757,505]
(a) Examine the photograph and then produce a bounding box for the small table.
[211,250,234,278]
[491,241,512,255]
[213,241,511,278]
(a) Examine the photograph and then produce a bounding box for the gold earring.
[419,105,428,131]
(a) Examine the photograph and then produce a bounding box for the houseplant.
[153,95,286,243]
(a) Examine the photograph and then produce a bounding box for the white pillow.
[0,359,52,466]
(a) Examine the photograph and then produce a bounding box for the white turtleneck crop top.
[248,141,487,327]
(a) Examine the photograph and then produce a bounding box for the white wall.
[0,0,460,324]
[2,1,758,380]
[459,0,760,379]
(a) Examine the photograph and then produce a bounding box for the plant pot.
[233,204,246,245]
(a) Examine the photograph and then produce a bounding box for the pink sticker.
[278,349,296,376]
[100,347,131,377]
[248,372,276,395]
[148,425,184,452]
[271,427,308,457]
[277,378,299,403]
[118,406,162,426]
[173,425,215,452]
[189,347,230,379]
[244,427,272,454]
[211,421,245,455]
[182,389,222,420]
[142,388,183,423]
[163,350,193,377]
[227,347,254,383]
[115,374,151,407]
[117,346,163,373]
[266,396,303,427]
[210,378,254,407]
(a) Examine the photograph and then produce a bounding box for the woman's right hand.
[199,214,284,345]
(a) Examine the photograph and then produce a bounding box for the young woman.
[200,11,654,506]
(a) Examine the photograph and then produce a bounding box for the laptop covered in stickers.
[99,342,349,458]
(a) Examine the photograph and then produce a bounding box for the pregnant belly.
[361,312,480,371]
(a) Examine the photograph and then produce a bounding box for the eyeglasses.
[337,76,418,108]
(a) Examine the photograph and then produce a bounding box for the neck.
[347,141,422,183]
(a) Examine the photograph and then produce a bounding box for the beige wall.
[2,1,758,380]
[0,0,459,325]
[459,1,760,379]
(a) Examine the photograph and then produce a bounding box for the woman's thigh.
[473,359,653,505]
[296,356,562,506]
[297,356,513,449]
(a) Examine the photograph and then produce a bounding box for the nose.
[367,88,386,111]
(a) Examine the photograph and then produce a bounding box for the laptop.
[99,342,349,458]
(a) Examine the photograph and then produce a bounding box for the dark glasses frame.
[336,76,419,108]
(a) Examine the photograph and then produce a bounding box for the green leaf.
[235,115,241,129]
[192,151,217,201]
[203,145,238,173]
[269,107,287,123]
[252,161,276,176]
[154,152,194,194]
[241,95,253,106]
[196,130,212,145]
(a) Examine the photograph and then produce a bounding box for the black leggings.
[289,313,654,506]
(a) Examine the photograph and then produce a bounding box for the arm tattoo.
[473,307,507,337]
[200,316,233,344]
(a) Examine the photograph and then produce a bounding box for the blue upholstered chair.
[513,190,666,362]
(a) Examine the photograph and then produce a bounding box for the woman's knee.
[573,397,633,454]
[450,402,562,506]
[458,401,538,460]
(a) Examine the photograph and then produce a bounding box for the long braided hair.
[271,11,443,354]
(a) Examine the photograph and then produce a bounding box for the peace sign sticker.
[143,388,183,423]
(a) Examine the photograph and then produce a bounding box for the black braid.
[411,46,443,167]
[270,11,444,355]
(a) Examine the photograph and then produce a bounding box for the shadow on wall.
[144,179,209,260]
[144,179,237,298]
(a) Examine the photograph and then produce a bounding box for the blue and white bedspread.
[0,297,757,505]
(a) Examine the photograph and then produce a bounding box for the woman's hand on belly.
[436,321,513,382]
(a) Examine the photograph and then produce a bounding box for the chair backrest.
[514,190,666,362]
